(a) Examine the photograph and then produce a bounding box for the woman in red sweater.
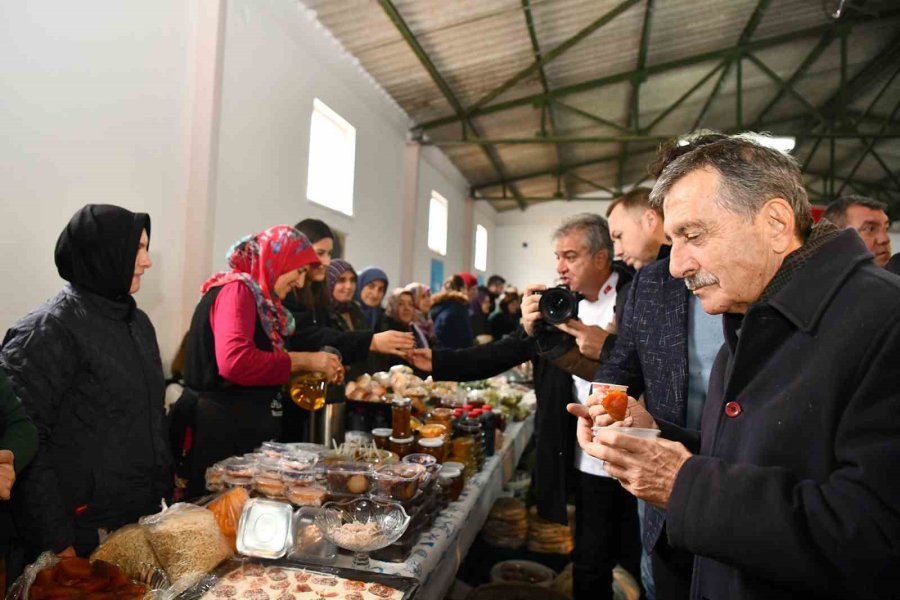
[182,225,342,494]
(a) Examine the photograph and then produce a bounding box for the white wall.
[0,0,488,370]
[0,1,194,366]
[492,200,613,289]
[212,0,486,290]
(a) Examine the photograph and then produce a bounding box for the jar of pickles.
[389,435,415,459]
[391,397,412,438]
[415,436,446,463]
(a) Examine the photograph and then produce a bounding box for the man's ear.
[642,208,659,232]
[761,198,797,254]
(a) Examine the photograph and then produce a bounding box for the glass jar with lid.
[415,436,446,463]
[391,397,412,438]
[389,434,415,459]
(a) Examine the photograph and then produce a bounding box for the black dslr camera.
[533,285,582,326]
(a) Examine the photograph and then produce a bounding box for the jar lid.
[439,466,462,478]
[389,435,415,443]
[417,437,444,448]
[371,427,393,436]
[392,397,411,407]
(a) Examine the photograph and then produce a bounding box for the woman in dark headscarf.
[0,204,173,558]
[181,225,342,492]
[468,288,493,342]
[353,267,389,331]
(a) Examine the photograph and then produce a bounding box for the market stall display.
[14,370,535,600]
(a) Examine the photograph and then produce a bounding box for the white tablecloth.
[333,413,535,599]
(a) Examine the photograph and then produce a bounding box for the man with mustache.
[589,137,728,600]
[574,135,900,599]
[821,195,892,268]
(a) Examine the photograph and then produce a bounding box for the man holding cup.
[571,134,900,599]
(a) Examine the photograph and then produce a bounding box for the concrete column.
[180,0,226,334]
[400,141,421,284]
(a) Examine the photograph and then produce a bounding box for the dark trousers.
[651,528,694,600]
[574,471,642,600]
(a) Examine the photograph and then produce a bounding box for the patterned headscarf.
[201,225,319,349]
[326,259,356,313]
[405,282,436,342]
[385,288,414,324]
[354,266,389,329]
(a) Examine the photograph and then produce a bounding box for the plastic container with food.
[280,466,322,485]
[255,457,284,480]
[222,457,257,479]
[235,498,294,559]
[223,474,254,491]
[285,484,328,507]
[253,476,285,499]
[259,441,293,458]
[325,461,373,495]
[205,463,226,492]
[372,463,425,501]
[279,449,318,471]
[288,506,336,564]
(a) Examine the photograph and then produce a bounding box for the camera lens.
[539,287,577,325]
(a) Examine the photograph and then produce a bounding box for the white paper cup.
[592,426,661,441]
[590,382,629,397]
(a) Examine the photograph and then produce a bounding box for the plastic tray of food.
[175,558,419,600]
[287,506,336,565]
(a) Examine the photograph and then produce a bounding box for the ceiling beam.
[521,0,570,198]
[619,0,655,193]
[745,53,828,126]
[414,13,898,133]
[693,0,772,131]
[749,30,838,129]
[468,0,642,114]
[429,132,900,146]
[835,98,900,196]
[377,0,527,209]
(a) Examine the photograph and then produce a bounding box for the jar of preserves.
[371,427,392,450]
[427,408,453,442]
[415,436,446,463]
[389,435,415,459]
[437,465,464,502]
[391,397,412,439]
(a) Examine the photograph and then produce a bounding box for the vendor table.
[332,413,535,599]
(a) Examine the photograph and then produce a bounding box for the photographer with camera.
[408,214,637,600]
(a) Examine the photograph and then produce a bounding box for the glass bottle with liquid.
[288,346,342,411]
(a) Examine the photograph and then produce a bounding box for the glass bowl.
[315,497,411,569]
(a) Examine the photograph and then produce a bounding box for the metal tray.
[176,557,419,600]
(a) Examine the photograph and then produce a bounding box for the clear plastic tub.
[325,461,373,495]
[372,463,425,501]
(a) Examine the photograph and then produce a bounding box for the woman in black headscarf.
[0,205,173,558]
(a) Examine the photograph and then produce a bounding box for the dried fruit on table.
[601,390,628,422]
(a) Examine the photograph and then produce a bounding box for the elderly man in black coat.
[572,135,900,600]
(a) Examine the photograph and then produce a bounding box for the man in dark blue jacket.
[578,136,900,599]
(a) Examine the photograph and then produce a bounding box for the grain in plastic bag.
[140,502,231,583]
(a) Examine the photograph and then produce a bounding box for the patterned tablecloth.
[332,413,535,600]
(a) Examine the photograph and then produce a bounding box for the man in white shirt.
[521,214,640,600]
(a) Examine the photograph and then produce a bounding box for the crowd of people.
[0,131,898,600]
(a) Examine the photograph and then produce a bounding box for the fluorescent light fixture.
[677,132,796,153]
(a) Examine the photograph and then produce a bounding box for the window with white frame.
[428,191,448,256]
[306,98,356,216]
[474,224,488,272]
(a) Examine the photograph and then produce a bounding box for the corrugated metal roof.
[298,0,900,212]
